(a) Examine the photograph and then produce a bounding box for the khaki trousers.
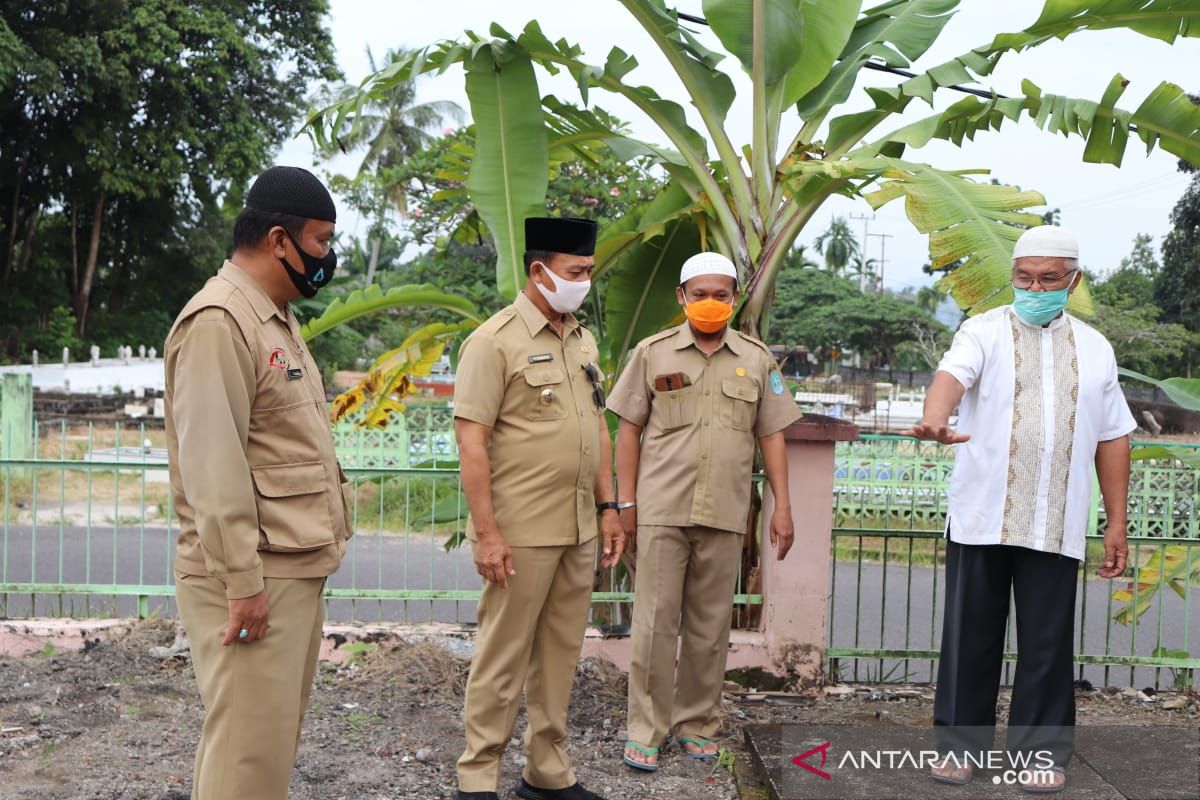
[176,573,326,800]
[457,539,597,793]
[626,525,742,748]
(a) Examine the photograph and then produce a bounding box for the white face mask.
[534,263,591,314]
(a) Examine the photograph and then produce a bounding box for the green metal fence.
[828,435,1200,689]
[2,416,1198,689]
[0,417,758,627]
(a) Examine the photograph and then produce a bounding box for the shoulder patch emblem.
[770,370,786,396]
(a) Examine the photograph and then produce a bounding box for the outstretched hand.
[900,420,971,445]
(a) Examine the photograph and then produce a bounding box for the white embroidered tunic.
[937,306,1136,559]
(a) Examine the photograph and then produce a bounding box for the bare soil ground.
[0,622,1196,800]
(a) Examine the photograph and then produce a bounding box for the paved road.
[2,525,1197,688]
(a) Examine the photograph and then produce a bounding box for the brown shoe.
[930,755,974,785]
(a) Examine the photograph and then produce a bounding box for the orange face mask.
[685,298,733,334]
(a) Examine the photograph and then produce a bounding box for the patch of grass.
[834,535,943,567]
[339,473,463,532]
[707,747,737,784]
[340,642,376,666]
[359,638,469,698]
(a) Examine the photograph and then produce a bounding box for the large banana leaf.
[1129,445,1200,469]
[593,180,701,280]
[795,0,960,117]
[464,44,548,300]
[513,21,743,246]
[331,321,474,428]
[782,0,863,107]
[620,0,736,118]
[703,0,805,85]
[602,183,701,371]
[1118,368,1200,410]
[842,159,1094,316]
[875,74,1200,168]
[300,284,483,341]
[988,0,1200,52]
[417,99,681,248]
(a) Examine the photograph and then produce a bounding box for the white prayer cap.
[680,252,738,286]
[1012,226,1079,261]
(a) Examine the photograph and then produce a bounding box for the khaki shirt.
[453,292,603,547]
[164,262,352,599]
[607,323,801,533]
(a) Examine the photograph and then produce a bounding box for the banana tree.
[301,284,485,426]
[1109,368,1200,635]
[304,0,1200,386]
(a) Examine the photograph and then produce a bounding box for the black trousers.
[934,539,1080,769]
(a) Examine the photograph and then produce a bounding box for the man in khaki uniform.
[609,252,801,771]
[165,166,353,800]
[454,216,624,800]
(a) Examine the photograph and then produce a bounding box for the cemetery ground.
[0,622,1196,800]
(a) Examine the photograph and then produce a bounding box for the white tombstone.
[62,347,70,367]
[139,345,146,359]
[31,349,38,367]
[122,345,131,365]
[90,345,100,366]
[148,347,157,359]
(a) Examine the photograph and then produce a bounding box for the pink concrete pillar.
[760,414,858,685]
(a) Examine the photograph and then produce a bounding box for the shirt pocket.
[250,461,336,552]
[652,384,698,433]
[521,367,568,421]
[721,379,759,431]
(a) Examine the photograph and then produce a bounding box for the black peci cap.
[245,166,337,223]
[524,216,597,256]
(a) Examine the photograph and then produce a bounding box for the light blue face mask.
[1013,286,1070,325]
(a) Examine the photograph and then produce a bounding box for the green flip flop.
[676,736,718,761]
[623,741,659,772]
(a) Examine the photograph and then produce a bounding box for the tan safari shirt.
[453,292,604,547]
[165,262,352,599]
[607,323,801,534]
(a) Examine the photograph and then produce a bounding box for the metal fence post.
[2,373,34,470]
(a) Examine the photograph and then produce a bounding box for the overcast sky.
[277,0,1197,292]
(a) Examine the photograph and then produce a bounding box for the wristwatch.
[617,501,637,510]
[596,501,620,513]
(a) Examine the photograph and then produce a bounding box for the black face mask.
[280,230,337,298]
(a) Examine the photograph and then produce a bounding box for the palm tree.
[781,243,820,272]
[321,48,464,284]
[813,217,860,277]
[916,286,944,315]
[331,47,465,176]
[849,254,879,288]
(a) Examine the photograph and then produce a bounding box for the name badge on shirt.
[286,367,304,381]
[528,353,554,364]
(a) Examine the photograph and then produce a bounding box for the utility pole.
[866,232,894,293]
[849,213,874,290]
